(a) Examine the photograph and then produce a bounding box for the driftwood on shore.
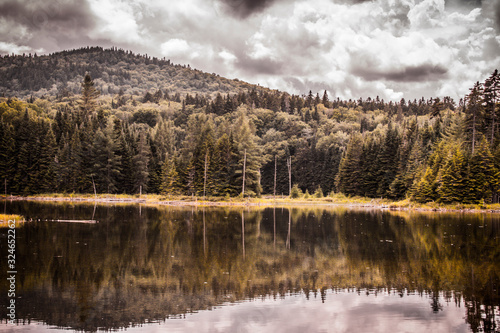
[48,219,98,224]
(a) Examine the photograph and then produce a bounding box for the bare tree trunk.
[91,175,97,199]
[287,156,292,196]
[203,150,208,199]
[274,155,277,199]
[242,149,247,196]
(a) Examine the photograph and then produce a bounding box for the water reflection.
[0,201,499,332]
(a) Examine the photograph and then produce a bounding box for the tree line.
[0,70,499,203]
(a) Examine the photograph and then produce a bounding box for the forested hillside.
[0,46,267,98]
[0,48,499,204]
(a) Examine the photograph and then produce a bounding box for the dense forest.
[0,47,499,203]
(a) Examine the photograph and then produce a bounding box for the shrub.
[290,184,303,198]
[314,186,324,198]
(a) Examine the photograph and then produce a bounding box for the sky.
[0,0,499,101]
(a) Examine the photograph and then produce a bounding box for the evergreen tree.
[215,133,239,196]
[465,82,485,154]
[0,120,15,193]
[37,125,58,193]
[321,90,330,108]
[336,134,363,195]
[233,107,263,196]
[466,136,499,203]
[438,146,468,203]
[184,158,196,196]
[133,133,151,193]
[483,70,500,145]
[376,123,400,198]
[192,123,215,195]
[90,128,121,193]
[360,136,381,197]
[79,73,100,116]
[160,153,182,195]
[413,167,436,203]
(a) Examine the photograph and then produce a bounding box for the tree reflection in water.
[0,201,498,332]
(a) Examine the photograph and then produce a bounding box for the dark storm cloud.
[495,0,500,30]
[236,55,284,75]
[0,0,95,31]
[218,0,281,18]
[353,64,448,83]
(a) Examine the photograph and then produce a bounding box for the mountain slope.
[0,46,269,98]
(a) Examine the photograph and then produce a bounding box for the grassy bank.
[0,214,25,227]
[2,193,500,213]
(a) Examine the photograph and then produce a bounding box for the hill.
[0,46,268,98]
[0,46,498,205]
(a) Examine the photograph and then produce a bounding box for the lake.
[0,201,499,332]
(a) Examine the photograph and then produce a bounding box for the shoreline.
[3,194,500,214]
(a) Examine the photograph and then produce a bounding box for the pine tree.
[37,125,57,193]
[438,147,468,203]
[233,107,263,196]
[184,158,196,196]
[360,136,380,197]
[0,120,15,193]
[160,154,181,195]
[215,133,239,196]
[465,82,485,154]
[133,133,151,193]
[79,73,100,116]
[466,136,499,203]
[192,124,215,195]
[90,128,121,193]
[484,70,500,145]
[13,109,35,194]
[376,123,400,198]
[336,134,363,195]
[413,167,435,203]
[321,90,330,108]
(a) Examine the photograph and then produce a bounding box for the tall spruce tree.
[160,153,181,195]
[90,128,121,193]
[0,120,15,194]
[233,107,263,196]
[133,133,151,193]
[438,146,468,203]
[79,73,100,117]
[465,82,485,154]
[37,125,57,193]
[336,133,363,195]
[466,136,498,203]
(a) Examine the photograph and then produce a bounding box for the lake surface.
[0,201,499,332]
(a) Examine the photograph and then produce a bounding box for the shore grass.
[3,193,500,213]
[0,214,25,228]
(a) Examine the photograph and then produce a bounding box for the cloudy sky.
[0,0,499,101]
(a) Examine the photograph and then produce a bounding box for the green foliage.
[437,146,468,203]
[290,184,303,198]
[1,51,499,204]
[160,154,181,195]
[314,186,324,198]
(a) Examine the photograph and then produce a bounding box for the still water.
[0,201,499,332]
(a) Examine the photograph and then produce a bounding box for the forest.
[0,47,499,204]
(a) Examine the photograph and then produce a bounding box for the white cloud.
[88,0,143,44]
[0,41,41,55]
[1,0,498,101]
[161,38,191,58]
